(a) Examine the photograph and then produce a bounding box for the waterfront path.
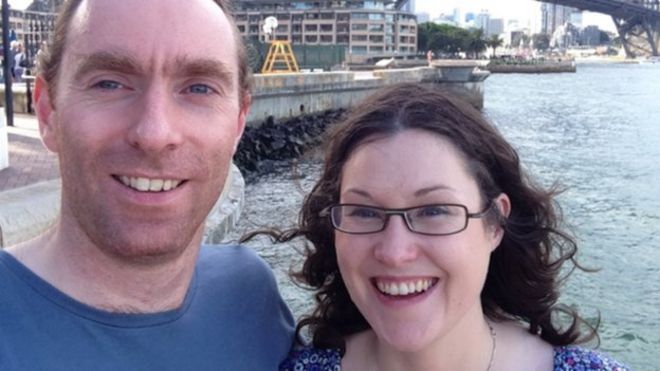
[0,114,59,192]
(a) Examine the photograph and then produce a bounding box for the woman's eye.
[348,207,380,219]
[416,206,450,217]
[186,84,214,95]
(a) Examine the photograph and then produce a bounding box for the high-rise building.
[541,3,579,35]
[401,0,415,13]
[452,8,462,26]
[476,10,490,35]
[416,12,430,24]
[233,0,418,59]
[488,18,504,37]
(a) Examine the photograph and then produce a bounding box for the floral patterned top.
[280,345,630,371]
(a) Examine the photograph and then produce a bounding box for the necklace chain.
[486,322,497,371]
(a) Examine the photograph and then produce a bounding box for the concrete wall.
[0,115,7,171]
[0,84,32,114]
[0,164,245,248]
[247,62,489,126]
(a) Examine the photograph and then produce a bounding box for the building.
[416,12,430,24]
[233,0,418,61]
[580,25,602,46]
[401,0,415,13]
[541,3,579,36]
[488,18,504,37]
[451,8,462,27]
[1,2,57,63]
[475,10,490,34]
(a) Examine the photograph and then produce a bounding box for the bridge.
[539,0,660,56]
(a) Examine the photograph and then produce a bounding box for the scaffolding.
[261,41,300,74]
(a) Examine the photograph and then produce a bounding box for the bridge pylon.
[613,14,660,57]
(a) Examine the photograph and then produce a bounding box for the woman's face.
[335,129,508,352]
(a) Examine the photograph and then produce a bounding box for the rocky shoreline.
[234,110,345,182]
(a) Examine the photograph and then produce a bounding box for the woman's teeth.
[375,278,436,296]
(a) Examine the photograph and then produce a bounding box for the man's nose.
[373,215,420,267]
[127,85,184,153]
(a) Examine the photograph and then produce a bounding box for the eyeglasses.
[320,203,493,236]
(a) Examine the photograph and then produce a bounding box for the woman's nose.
[372,215,420,267]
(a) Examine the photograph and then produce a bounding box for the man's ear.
[233,93,251,153]
[489,193,511,251]
[34,76,58,153]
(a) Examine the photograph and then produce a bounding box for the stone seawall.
[486,60,576,73]
[248,62,489,126]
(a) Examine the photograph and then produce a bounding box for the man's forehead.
[67,0,232,46]
[64,0,237,73]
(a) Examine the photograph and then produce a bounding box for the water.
[224,63,660,369]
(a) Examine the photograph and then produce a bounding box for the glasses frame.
[320,202,494,236]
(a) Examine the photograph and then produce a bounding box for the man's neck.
[7,222,201,313]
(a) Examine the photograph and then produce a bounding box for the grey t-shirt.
[0,245,294,370]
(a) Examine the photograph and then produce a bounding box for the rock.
[233,109,345,182]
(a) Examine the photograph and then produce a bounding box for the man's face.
[38,0,248,261]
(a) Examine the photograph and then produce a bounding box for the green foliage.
[532,33,550,51]
[486,34,504,57]
[418,22,488,58]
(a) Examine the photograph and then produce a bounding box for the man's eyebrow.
[170,57,236,89]
[73,51,143,81]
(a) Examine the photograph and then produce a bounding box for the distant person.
[34,40,48,68]
[427,49,434,66]
[0,0,294,369]
[12,41,26,82]
[273,83,629,370]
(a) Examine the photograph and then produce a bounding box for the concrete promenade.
[0,114,59,192]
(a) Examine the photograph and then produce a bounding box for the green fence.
[245,40,346,72]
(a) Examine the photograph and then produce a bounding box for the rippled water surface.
[224,63,660,369]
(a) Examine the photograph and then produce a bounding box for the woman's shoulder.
[279,345,342,371]
[553,346,630,371]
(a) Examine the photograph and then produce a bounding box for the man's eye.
[186,84,214,95]
[93,80,123,90]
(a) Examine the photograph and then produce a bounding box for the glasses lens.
[407,204,467,235]
[331,205,385,233]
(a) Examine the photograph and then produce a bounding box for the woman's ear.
[489,193,511,251]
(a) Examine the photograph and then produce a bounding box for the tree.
[532,33,550,51]
[417,22,488,58]
[465,28,487,58]
[487,35,504,57]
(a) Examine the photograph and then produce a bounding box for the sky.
[414,0,617,32]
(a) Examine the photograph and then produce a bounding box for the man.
[0,0,294,369]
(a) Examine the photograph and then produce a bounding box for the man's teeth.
[376,279,435,296]
[119,176,181,192]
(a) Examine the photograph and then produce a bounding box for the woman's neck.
[343,311,496,371]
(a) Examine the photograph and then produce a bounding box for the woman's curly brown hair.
[251,82,597,355]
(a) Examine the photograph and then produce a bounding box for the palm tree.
[487,35,504,58]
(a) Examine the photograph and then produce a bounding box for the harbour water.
[224,63,660,369]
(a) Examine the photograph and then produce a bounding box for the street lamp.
[2,0,13,127]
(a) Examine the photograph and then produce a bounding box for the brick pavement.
[0,114,60,192]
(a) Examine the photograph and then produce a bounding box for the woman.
[275,83,628,370]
